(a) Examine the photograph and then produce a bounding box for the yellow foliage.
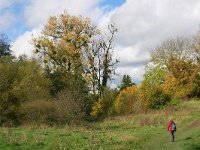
[163,74,194,98]
[115,86,141,115]
[33,11,99,74]
[163,58,197,98]
[90,87,117,117]
[90,99,103,117]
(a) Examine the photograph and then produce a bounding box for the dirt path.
[143,118,200,150]
[187,119,200,128]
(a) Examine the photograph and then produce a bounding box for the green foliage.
[46,68,88,96]
[0,57,20,126]
[140,84,170,110]
[140,65,170,109]
[0,56,51,126]
[20,88,90,126]
[20,100,55,125]
[148,89,170,109]
[90,87,118,117]
[167,98,180,106]
[1,12,118,126]
[2,12,200,130]
[142,65,167,86]
[0,33,11,57]
[118,74,135,91]
[14,56,51,102]
[190,56,200,98]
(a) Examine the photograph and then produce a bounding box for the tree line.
[0,12,200,126]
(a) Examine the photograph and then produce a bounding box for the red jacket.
[168,120,176,132]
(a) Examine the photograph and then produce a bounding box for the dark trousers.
[171,130,175,142]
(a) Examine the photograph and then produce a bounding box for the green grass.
[0,99,200,150]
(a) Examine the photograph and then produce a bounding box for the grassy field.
[0,99,200,150]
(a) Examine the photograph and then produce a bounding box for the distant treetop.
[0,33,11,57]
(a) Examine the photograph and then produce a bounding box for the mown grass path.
[144,118,200,150]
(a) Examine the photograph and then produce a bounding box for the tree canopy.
[0,33,11,57]
[33,12,118,96]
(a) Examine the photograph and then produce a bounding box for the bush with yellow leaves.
[90,98,104,117]
[114,85,141,115]
[90,87,118,118]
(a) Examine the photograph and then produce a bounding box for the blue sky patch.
[102,0,125,7]
[1,0,126,42]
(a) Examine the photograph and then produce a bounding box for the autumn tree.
[33,12,118,96]
[194,29,200,62]
[90,87,118,117]
[151,37,193,67]
[163,57,196,98]
[84,24,118,96]
[150,37,200,98]
[140,65,170,109]
[115,85,141,114]
[192,29,200,97]
[33,12,96,94]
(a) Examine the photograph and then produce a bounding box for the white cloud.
[24,0,102,28]
[114,45,150,66]
[109,65,145,88]
[116,65,145,82]
[11,28,42,57]
[12,0,200,85]
[100,0,200,84]
[12,0,103,56]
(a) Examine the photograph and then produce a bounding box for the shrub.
[140,65,171,110]
[0,56,51,126]
[114,85,141,115]
[19,100,55,125]
[20,89,90,126]
[90,87,118,118]
[140,85,170,110]
[54,90,86,124]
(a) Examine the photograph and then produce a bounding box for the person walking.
[168,117,176,142]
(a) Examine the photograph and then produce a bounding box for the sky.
[1,0,200,86]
